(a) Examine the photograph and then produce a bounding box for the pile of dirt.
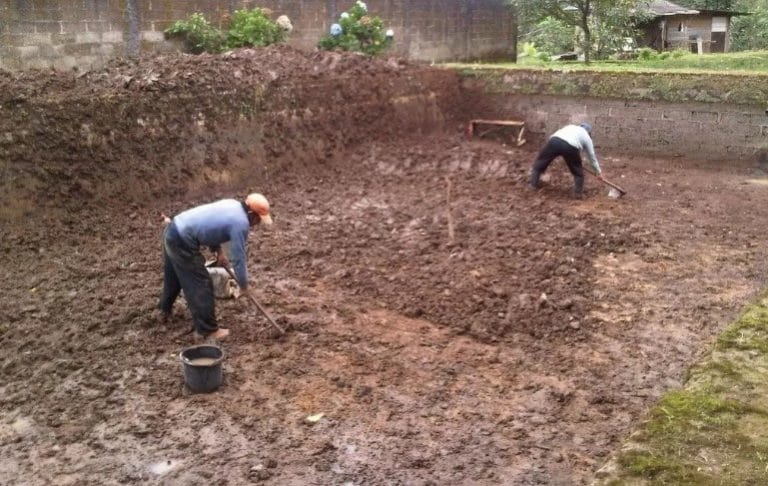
[0,45,460,227]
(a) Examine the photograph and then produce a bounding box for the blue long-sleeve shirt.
[173,199,251,289]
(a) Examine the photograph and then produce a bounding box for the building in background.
[639,0,744,53]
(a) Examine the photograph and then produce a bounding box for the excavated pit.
[2,46,768,485]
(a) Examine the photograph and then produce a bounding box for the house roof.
[646,0,699,16]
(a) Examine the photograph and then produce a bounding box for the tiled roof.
[646,0,699,16]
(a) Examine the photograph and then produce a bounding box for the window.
[712,17,727,33]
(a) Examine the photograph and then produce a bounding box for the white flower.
[340,12,349,19]
[385,29,394,38]
[356,1,368,12]
[276,15,293,32]
[330,23,342,36]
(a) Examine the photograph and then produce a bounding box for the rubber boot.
[573,175,584,199]
[530,170,542,190]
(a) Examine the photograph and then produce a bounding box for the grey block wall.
[0,0,516,71]
[496,95,768,162]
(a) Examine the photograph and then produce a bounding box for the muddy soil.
[2,51,768,485]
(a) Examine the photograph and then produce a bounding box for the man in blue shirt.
[529,122,603,198]
[158,193,273,339]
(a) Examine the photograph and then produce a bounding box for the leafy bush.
[165,8,290,54]
[636,47,658,61]
[227,8,287,48]
[318,1,391,56]
[520,41,540,58]
[165,13,226,54]
[524,16,575,56]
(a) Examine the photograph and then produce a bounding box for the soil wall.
[0,46,460,225]
[0,0,515,70]
[461,69,768,162]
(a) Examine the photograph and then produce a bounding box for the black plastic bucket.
[179,344,224,393]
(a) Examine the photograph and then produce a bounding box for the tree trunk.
[581,11,591,64]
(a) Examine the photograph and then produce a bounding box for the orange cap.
[245,193,273,225]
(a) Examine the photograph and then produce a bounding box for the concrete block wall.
[1,0,122,70]
[493,94,768,162]
[0,0,515,71]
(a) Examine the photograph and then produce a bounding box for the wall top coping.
[457,67,768,106]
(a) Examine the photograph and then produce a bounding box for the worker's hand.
[216,251,230,269]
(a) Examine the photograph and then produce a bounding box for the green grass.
[717,301,768,353]
[595,294,768,485]
[447,50,768,75]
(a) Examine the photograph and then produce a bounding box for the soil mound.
[0,46,460,227]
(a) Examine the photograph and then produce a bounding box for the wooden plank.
[467,119,527,146]
[470,119,525,127]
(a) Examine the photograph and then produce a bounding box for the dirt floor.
[2,49,768,485]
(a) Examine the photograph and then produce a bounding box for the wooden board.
[467,119,526,146]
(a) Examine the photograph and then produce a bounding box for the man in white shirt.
[529,122,603,199]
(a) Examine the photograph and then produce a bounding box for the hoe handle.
[221,266,286,335]
[586,169,627,195]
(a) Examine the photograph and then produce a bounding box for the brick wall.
[461,69,768,161]
[0,0,516,71]
[484,94,767,162]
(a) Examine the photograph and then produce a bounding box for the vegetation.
[317,1,392,56]
[510,0,650,63]
[164,13,226,54]
[512,0,768,62]
[165,8,290,54]
[522,16,576,56]
[456,50,768,74]
[226,8,289,49]
[730,0,768,51]
[594,294,768,484]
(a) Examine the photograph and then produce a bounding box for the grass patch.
[596,294,768,484]
[636,390,757,450]
[717,302,768,353]
[617,450,708,482]
[689,360,743,381]
[447,50,768,75]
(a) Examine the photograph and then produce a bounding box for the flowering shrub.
[165,13,225,54]
[226,8,288,48]
[317,1,392,56]
[165,8,291,54]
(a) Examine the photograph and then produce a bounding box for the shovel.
[585,169,627,198]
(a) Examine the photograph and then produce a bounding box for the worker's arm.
[228,229,249,290]
[582,136,601,174]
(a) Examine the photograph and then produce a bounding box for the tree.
[526,16,577,56]
[729,0,768,50]
[511,0,650,62]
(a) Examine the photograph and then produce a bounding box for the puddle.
[148,459,180,476]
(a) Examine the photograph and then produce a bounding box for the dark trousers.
[158,223,218,335]
[530,137,584,195]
